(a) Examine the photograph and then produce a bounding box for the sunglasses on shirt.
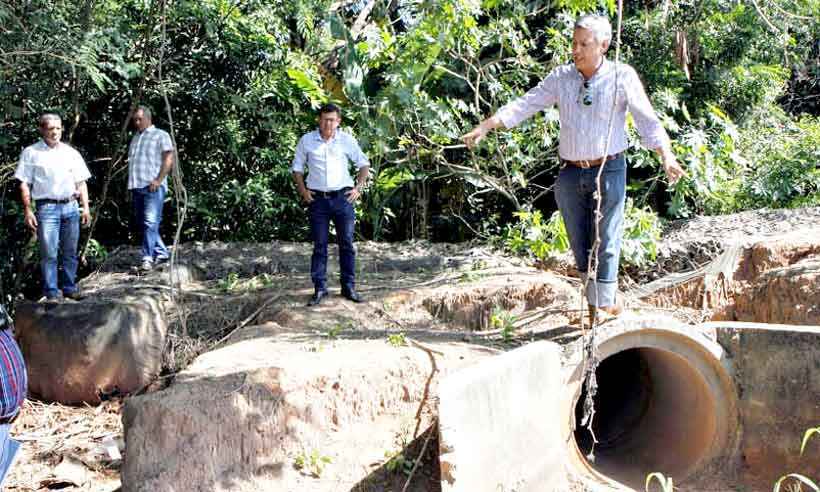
[578,80,593,106]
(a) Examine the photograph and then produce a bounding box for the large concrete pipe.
[438,315,741,492]
[564,319,740,490]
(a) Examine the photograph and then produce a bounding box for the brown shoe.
[588,299,624,326]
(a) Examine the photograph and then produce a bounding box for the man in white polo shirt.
[15,113,92,301]
[128,105,174,272]
[292,104,370,306]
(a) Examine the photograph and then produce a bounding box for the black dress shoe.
[307,290,329,306]
[63,291,83,301]
[341,289,363,303]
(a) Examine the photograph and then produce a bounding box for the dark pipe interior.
[574,347,717,487]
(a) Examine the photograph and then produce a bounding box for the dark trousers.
[309,190,356,292]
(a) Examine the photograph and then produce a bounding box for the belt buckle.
[579,160,591,169]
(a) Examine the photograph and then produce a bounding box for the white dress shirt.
[15,140,91,200]
[495,60,670,161]
[291,129,370,192]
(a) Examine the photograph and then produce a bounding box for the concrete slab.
[709,322,820,488]
[438,341,566,492]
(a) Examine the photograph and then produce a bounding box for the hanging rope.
[158,0,190,337]
[579,0,626,462]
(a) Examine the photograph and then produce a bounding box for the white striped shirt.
[14,140,91,200]
[128,125,174,190]
[495,60,669,161]
[292,129,370,192]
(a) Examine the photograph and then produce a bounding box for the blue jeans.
[132,186,169,263]
[554,156,626,307]
[36,201,80,298]
[309,191,356,292]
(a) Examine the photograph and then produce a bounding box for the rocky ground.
[5,206,820,491]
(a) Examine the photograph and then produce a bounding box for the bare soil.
[7,206,820,491]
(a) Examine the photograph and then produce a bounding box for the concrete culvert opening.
[573,345,721,488]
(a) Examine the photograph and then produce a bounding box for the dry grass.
[5,399,122,491]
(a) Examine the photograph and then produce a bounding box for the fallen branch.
[212,294,282,348]
[401,417,438,492]
[406,336,439,439]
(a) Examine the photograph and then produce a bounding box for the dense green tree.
[1,0,818,304]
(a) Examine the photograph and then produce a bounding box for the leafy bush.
[501,209,568,262]
[740,115,820,209]
[501,199,662,268]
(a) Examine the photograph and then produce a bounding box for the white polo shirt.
[291,129,370,192]
[14,140,91,200]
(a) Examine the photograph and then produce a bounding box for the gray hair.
[575,14,612,44]
[135,105,153,120]
[38,113,61,128]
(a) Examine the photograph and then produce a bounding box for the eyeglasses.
[578,80,592,106]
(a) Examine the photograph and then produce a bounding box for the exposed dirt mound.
[8,206,820,491]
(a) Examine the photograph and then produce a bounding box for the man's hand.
[301,189,315,204]
[24,210,37,231]
[148,178,161,192]
[461,116,502,149]
[662,156,686,185]
[461,125,487,149]
[81,207,92,226]
[345,186,362,203]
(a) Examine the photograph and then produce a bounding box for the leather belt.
[310,187,351,199]
[562,152,623,169]
[37,197,76,204]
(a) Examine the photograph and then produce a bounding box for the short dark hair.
[318,103,341,118]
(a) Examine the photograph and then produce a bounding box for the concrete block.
[710,322,820,488]
[439,341,566,492]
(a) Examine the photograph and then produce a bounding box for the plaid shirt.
[127,125,174,190]
[0,307,26,420]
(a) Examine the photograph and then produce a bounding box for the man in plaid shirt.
[0,304,27,425]
[128,106,174,272]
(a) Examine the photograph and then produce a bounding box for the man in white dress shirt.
[463,14,685,322]
[15,113,92,300]
[292,104,370,306]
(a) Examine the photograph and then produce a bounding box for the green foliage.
[773,426,820,492]
[621,199,662,268]
[217,272,240,293]
[85,238,108,263]
[740,115,820,209]
[490,307,516,342]
[216,272,277,293]
[501,209,569,262]
[387,332,407,348]
[645,472,674,492]
[800,426,820,456]
[502,201,662,268]
[384,452,415,476]
[1,0,819,301]
[293,449,332,478]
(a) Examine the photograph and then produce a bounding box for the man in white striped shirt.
[128,106,174,272]
[292,104,370,306]
[463,14,685,322]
